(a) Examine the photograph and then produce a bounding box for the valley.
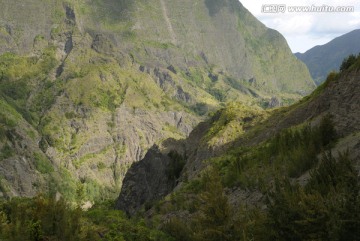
[0,0,359,240]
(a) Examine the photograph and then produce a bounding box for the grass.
[0,144,15,160]
[204,102,267,146]
[33,152,54,174]
[162,123,184,139]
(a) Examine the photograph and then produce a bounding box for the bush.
[33,152,54,174]
[0,144,15,160]
[266,152,360,241]
[167,150,185,181]
[340,54,357,72]
[191,103,208,116]
[0,195,84,241]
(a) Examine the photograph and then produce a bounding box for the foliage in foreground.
[0,198,171,241]
[161,152,359,241]
[267,152,360,241]
[157,114,359,241]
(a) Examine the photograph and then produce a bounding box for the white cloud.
[240,0,360,52]
[260,15,315,35]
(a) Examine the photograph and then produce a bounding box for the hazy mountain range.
[295,29,360,85]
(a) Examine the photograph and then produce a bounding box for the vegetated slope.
[117,56,360,240]
[295,29,360,85]
[0,0,314,201]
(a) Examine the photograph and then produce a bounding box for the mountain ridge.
[295,29,360,85]
[0,0,314,201]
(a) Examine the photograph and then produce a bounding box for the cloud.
[259,15,315,35]
[240,0,360,52]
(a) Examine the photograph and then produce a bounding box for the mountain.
[116,56,360,239]
[0,0,315,95]
[295,29,360,85]
[0,0,314,201]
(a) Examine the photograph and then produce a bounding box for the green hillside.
[0,0,314,201]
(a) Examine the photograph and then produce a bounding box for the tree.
[192,167,236,241]
[267,152,360,241]
[340,54,357,72]
[318,114,337,148]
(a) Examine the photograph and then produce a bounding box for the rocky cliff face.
[0,0,314,201]
[116,145,176,216]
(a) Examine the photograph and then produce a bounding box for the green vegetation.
[162,167,243,241]
[0,3,357,241]
[266,152,360,241]
[0,48,58,125]
[340,53,360,72]
[0,196,171,241]
[204,102,267,146]
[0,0,319,203]
[166,150,185,181]
[190,167,234,241]
[33,152,54,174]
[213,114,338,190]
[0,144,14,160]
[148,113,358,241]
[0,99,22,128]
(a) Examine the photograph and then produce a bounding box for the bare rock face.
[115,145,175,216]
[0,118,49,198]
[115,116,220,215]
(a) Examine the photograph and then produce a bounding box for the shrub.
[167,150,185,181]
[0,144,15,160]
[33,152,54,174]
[340,54,357,72]
[266,152,360,241]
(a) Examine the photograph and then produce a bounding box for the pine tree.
[192,167,235,241]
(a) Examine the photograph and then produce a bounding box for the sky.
[240,0,360,53]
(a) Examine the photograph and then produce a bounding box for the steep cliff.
[0,0,314,200]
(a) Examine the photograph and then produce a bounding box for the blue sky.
[240,0,360,53]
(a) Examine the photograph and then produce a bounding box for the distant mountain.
[295,29,360,85]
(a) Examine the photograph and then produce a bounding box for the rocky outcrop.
[115,115,224,215]
[0,114,49,198]
[116,145,175,216]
